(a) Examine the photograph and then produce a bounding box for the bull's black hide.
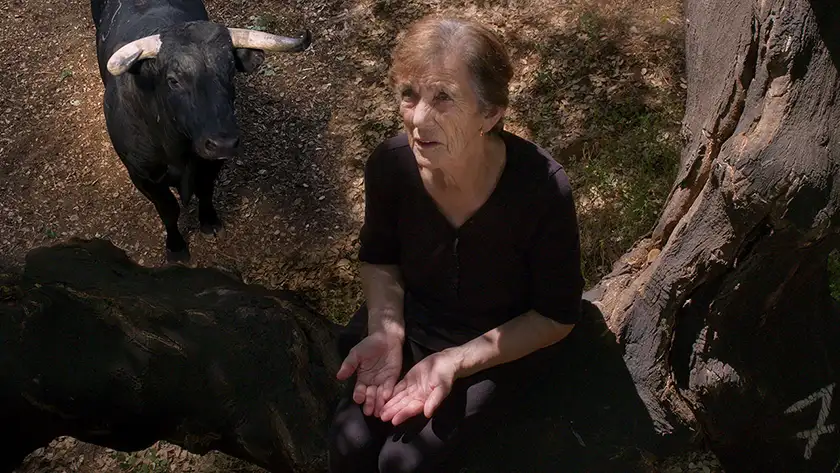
[91,0,311,263]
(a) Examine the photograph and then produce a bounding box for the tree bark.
[586,0,840,470]
[0,239,344,473]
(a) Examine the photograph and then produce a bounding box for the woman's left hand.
[378,350,461,425]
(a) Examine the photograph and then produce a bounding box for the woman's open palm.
[379,352,458,425]
[336,332,403,417]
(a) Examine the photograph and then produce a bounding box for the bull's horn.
[107,34,162,76]
[227,28,312,53]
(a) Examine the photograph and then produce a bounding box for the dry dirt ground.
[1,0,723,471]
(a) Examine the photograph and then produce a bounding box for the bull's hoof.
[165,247,191,264]
[200,222,225,238]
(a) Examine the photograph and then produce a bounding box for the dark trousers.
[327,305,524,473]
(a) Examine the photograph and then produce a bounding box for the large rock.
[0,238,343,473]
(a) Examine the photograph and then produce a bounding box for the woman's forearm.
[359,263,406,340]
[446,310,575,379]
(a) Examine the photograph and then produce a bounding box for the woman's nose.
[412,100,432,128]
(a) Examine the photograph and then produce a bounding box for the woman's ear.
[483,106,506,133]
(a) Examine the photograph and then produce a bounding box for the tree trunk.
[0,239,344,473]
[586,0,840,470]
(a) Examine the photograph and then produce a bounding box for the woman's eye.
[435,92,451,101]
[400,88,416,100]
[168,77,180,87]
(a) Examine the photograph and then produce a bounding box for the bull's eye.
[167,76,180,88]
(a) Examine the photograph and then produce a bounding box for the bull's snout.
[200,135,240,159]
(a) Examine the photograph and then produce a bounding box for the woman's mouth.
[415,139,440,148]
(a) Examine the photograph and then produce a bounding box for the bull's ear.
[128,58,156,76]
[234,48,265,73]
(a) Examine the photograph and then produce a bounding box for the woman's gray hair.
[389,16,514,134]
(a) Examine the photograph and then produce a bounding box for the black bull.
[91,0,311,262]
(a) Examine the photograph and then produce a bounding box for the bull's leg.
[128,173,190,263]
[195,159,225,237]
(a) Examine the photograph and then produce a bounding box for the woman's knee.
[329,412,372,457]
[328,397,384,472]
[376,374,510,473]
[378,438,429,473]
[376,415,454,473]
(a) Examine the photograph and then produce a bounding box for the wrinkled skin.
[92,0,267,263]
[395,53,506,229]
[395,54,503,172]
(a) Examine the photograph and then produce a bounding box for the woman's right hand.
[336,331,404,417]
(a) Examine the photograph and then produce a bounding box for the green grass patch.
[111,447,171,473]
[246,13,279,32]
[512,7,684,286]
[571,98,681,285]
[828,249,840,301]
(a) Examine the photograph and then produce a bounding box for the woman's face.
[396,55,499,170]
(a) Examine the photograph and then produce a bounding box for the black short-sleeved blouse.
[358,131,585,350]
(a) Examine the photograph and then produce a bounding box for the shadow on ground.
[445,299,686,473]
[1,0,699,471]
[443,8,691,471]
[334,0,687,287]
[508,8,686,286]
[2,242,688,473]
[0,0,365,322]
[321,3,692,471]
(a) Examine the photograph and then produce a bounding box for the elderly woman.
[328,15,584,473]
